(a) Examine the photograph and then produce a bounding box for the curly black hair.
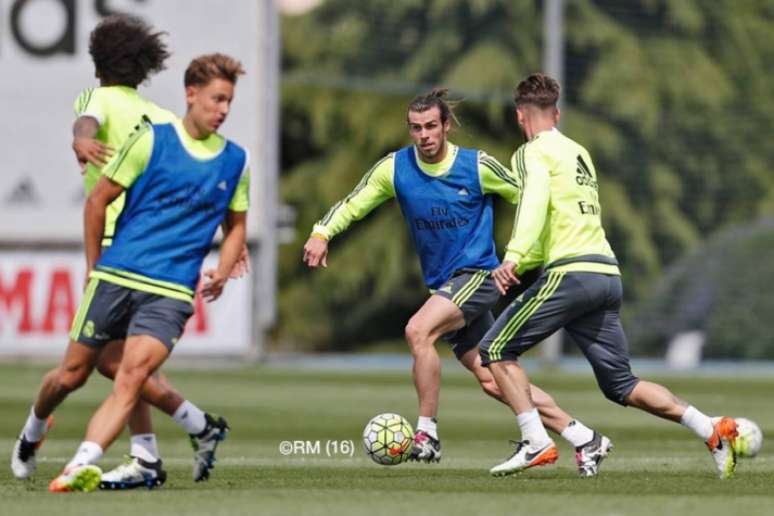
[89,14,170,88]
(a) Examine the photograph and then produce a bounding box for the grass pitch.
[1,362,772,515]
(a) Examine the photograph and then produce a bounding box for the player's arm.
[219,160,251,278]
[202,210,247,302]
[303,156,395,269]
[201,162,250,300]
[478,151,522,203]
[221,217,249,278]
[84,177,124,273]
[493,145,550,294]
[72,89,113,169]
[84,124,153,273]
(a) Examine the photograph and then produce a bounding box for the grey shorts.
[69,277,194,351]
[434,268,533,360]
[479,271,639,405]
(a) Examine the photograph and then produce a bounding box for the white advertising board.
[0,0,264,241]
[0,251,252,356]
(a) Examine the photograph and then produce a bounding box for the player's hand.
[229,244,250,279]
[303,235,329,268]
[73,137,114,170]
[200,269,228,302]
[492,261,521,295]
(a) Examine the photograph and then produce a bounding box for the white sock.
[173,400,207,435]
[66,441,103,468]
[680,405,714,441]
[517,408,551,447]
[561,419,595,448]
[130,433,160,462]
[416,416,438,440]
[22,406,48,442]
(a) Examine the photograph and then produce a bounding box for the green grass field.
[1,361,772,515]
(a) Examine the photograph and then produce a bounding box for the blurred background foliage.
[277,0,774,357]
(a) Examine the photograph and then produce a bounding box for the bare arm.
[72,116,113,169]
[220,218,249,278]
[84,176,125,273]
[201,211,247,302]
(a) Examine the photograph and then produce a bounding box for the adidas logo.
[439,284,453,294]
[457,188,469,196]
[218,181,227,191]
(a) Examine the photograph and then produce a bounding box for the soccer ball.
[735,417,763,458]
[362,413,414,465]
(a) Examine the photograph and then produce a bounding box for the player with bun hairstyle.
[303,88,612,475]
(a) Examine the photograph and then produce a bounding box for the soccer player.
[304,89,612,477]
[12,16,231,489]
[48,53,249,493]
[481,73,739,479]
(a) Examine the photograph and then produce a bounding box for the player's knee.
[116,366,153,393]
[404,321,429,350]
[598,376,637,405]
[96,358,118,380]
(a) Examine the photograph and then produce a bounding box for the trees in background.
[278,0,774,353]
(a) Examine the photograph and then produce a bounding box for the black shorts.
[479,271,639,405]
[69,277,194,351]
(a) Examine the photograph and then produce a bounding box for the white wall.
[0,0,264,241]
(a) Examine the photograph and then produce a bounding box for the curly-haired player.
[12,15,233,490]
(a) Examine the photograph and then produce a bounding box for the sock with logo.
[416,416,438,440]
[560,419,595,447]
[517,408,551,447]
[66,441,103,469]
[130,433,160,462]
[680,405,714,441]
[173,400,207,435]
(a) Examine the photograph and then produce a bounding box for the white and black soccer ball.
[362,413,414,465]
[735,417,763,458]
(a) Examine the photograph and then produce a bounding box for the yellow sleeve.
[73,88,106,124]
[312,154,396,240]
[478,151,522,204]
[102,124,153,188]
[504,143,550,264]
[229,163,250,212]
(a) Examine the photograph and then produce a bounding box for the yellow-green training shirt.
[506,129,619,275]
[74,85,177,245]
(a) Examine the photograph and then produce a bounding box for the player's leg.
[11,277,118,480]
[94,327,226,484]
[96,339,162,459]
[457,345,598,442]
[453,267,604,445]
[403,293,465,462]
[481,270,591,476]
[88,335,170,450]
[566,274,737,479]
[90,337,168,489]
[49,334,170,493]
[11,340,100,479]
